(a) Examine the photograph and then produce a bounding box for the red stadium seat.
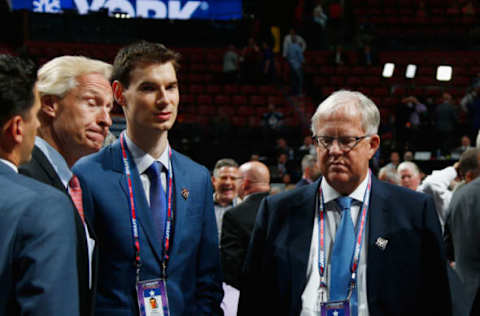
[237,106,255,116]
[224,84,239,95]
[197,95,212,105]
[206,85,221,94]
[250,95,267,106]
[232,95,247,106]
[214,95,231,106]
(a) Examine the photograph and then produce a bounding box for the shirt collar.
[35,136,72,188]
[124,133,170,174]
[321,172,369,204]
[0,159,18,173]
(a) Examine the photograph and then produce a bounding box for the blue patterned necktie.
[330,196,357,314]
[145,161,167,252]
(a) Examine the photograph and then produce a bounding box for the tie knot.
[69,174,80,189]
[145,161,162,181]
[336,196,352,211]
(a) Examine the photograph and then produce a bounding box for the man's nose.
[328,140,343,154]
[98,107,112,127]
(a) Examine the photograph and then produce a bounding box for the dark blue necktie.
[145,162,167,252]
[330,196,357,314]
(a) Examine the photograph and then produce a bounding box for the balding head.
[238,161,270,198]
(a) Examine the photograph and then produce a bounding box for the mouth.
[86,130,106,144]
[221,188,235,194]
[154,112,172,121]
[328,162,347,171]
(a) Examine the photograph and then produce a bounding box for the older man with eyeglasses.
[239,90,452,316]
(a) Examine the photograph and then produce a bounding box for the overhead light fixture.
[436,65,452,81]
[382,63,395,78]
[405,64,417,79]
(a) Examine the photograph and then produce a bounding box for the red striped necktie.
[69,175,85,223]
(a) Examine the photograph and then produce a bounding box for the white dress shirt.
[35,136,95,289]
[417,166,457,232]
[301,175,370,316]
[0,158,18,172]
[124,134,170,205]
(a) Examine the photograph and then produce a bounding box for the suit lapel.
[169,150,186,259]
[366,176,390,306]
[113,139,164,264]
[31,146,66,192]
[288,180,319,308]
[367,177,389,246]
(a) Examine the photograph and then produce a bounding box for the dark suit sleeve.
[221,209,244,290]
[238,198,269,316]
[194,170,224,315]
[14,193,79,316]
[422,196,452,315]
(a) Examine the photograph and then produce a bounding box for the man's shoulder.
[171,149,210,176]
[227,192,268,217]
[74,143,115,173]
[265,182,317,209]
[374,177,429,201]
[0,172,71,207]
[451,177,480,204]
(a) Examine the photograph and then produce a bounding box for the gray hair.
[311,90,380,136]
[301,154,316,172]
[37,56,112,98]
[378,166,400,184]
[213,158,239,178]
[397,161,420,176]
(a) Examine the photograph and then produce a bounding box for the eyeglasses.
[312,135,370,151]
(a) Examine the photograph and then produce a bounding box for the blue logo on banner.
[13,0,242,20]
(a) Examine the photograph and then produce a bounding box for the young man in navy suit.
[0,54,79,316]
[239,90,451,316]
[73,41,223,316]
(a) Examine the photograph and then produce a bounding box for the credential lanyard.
[317,170,372,297]
[120,132,174,281]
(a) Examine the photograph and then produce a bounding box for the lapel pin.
[181,188,189,200]
[375,237,388,251]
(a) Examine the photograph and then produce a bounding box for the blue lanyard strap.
[120,132,174,280]
[317,170,371,290]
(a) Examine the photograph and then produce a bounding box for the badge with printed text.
[136,279,170,316]
[320,299,350,316]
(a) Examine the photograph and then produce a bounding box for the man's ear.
[211,176,216,187]
[112,81,126,107]
[40,95,59,118]
[465,170,474,183]
[2,115,24,146]
[368,134,381,159]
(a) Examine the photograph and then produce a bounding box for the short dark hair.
[111,41,181,88]
[0,55,37,127]
[213,158,238,177]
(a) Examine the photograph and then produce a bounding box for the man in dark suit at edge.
[239,90,451,316]
[221,161,270,290]
[0,54,79,316]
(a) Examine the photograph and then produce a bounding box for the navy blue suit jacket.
[73,139,223,316]
[0,161,79,316]
[239,176,451,316]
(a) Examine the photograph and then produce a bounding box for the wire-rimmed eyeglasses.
[312,135,371,151]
